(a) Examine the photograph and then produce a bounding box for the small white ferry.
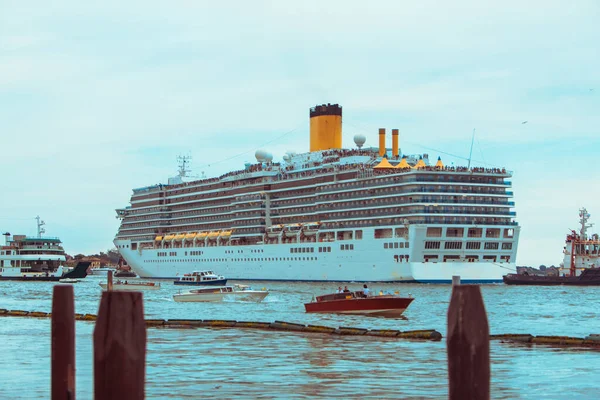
[174,270,227,286]
[0,217,88,281]
[173,284,269,302]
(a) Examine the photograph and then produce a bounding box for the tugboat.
[503,207,600,285]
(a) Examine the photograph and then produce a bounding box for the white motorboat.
[59,278,80,283]
[173,284,269,302]
[90,267,117,276]
[99,280,161,291]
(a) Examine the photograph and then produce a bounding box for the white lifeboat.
[302,222,320,236]
[284,224,302,238]
[266,225,284,238]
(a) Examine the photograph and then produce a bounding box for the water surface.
[1,276,599,398]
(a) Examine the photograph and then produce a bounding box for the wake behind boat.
[99,280,161,291]
[304,288,414,317]
[173,284,268,302]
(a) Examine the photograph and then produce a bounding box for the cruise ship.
[114,104,520,283]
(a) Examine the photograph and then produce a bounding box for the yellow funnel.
[310,104,342,152]
[379,128,386,157]
[392,129,399,157]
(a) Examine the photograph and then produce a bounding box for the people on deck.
[363,284,370,297]
[343,286,350,293]
[337,286,343,293]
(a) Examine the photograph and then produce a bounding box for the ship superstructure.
[561,207,600,276]
[114,104,520,282]
[0,217,68,277]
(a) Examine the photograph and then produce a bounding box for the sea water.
[1,276,599,399]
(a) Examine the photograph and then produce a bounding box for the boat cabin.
[189,286,234,294]
[178,270,224,282]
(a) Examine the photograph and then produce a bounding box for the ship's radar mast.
[35,215,46,238]
[177,155,192,178]
[579,207,593,240]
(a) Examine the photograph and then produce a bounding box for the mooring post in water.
[452,275,461,286]
[94,291,146,400]
[52,285,75,400]
[107,270,113,291]
[447,285,490,400]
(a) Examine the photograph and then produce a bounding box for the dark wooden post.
[52,285,75,400]
[94,291,146,400]
[107,270,113,291]
[447,285,490,400]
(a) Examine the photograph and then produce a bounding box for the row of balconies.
[315,186,512,202]
[320,218,518,230]
[120,205,516,232]
[318,175,511,193]
[315,199,515,211]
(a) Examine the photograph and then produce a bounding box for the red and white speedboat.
[304,290,414,317]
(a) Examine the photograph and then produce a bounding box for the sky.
[1,0,599,266]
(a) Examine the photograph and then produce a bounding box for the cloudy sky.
[1,0,598,266]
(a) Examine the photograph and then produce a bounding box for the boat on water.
[0,218,90,281]
[504,207,600,286]
[114,269,138,278]
[174,270,227,286]
[99,280,161,291]
[114,103,519,283]
[89,266,117,276]
[173,284,269,302]
[59,278,81,283]
[304,289,414,317]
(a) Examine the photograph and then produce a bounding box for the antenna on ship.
[579,207,593,240]
[467,128,475,169]
[177,155,192,178]
[35,215,45,238]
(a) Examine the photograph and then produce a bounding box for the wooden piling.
[107,270,113,291]
[52,285,75,400]
[94,291,146,400]
[447,285,490,400]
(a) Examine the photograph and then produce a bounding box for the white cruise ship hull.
[115,225,517,283]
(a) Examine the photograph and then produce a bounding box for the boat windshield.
[316,292,361,302]
[191,287,222,294]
